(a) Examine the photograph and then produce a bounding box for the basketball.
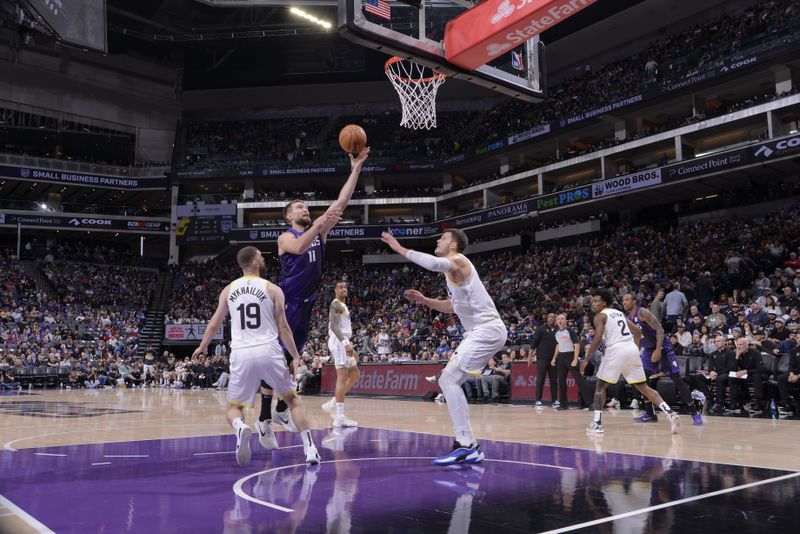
[338,124,367,154]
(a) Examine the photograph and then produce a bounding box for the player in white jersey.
[584,288,680,435]
[192,246,320,466]
[381,229,507,466]
[321,280,361,427]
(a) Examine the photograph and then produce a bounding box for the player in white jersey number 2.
[584,288,680,435]
[321,281,361,427]
[193,246,320,466]
[381,229,507,466]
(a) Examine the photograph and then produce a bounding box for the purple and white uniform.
[278,228,325,352]
[628,306,680,376]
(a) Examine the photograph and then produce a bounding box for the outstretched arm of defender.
[585,313,606,361]
[192,286,230,357]
[380,232,453,273]
[404,289,454,314]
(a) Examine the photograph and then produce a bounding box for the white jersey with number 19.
[602,308,635,349]
[227,276,278,350]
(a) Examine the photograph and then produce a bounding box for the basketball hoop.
[385,57,447,130]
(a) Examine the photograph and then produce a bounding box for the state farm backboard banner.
[321,363,441,397]
[510,362,578,401]
[445,0,599,69]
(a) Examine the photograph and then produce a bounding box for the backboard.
[338,0,546,102]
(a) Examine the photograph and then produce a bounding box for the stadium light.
[289,7,332,30]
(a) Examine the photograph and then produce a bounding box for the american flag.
[364,0,391,21]
[511,50,524,71]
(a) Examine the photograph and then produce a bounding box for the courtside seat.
[57,366,71,386]
[45,367,59,388]
[33,366,47,388]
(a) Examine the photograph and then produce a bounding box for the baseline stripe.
[0,494,55,533]
[540,471,800,534]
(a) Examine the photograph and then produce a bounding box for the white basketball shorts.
[227,342,296,407]
[451,320,507,374]
[328,336,357,369]
[596,342,647,385]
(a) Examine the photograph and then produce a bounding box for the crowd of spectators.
[4,196,800,414]
[177,0,799,173]
[0,248,157,389]
[164,204,800,374]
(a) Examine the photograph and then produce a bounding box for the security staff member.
[527,313,558,407]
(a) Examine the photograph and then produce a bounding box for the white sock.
[232,417,247,432]
[455,429,475,448]
[301,429,314,453]
[439,368,475,448]
[593,410,602,423]
[657,401,673,415]
[336,402,344,418]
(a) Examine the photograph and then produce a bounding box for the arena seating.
[177,0,799,173]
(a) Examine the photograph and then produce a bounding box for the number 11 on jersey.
[308,249,317,263]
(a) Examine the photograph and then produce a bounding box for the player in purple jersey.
[622,294,704,425]
[255,147,370,443]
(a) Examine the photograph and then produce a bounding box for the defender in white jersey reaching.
[381,229,507,466]
[584,288,680,435]
[192,246,320,466]
[321,280,361,427]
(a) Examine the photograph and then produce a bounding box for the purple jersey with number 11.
[278,228,325,299]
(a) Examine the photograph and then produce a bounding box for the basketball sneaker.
[305,445,320,465]
[634,412,658,423]
[534,401,543,408]
[235,425,253,466]
[552,400,561,409]
[606,398,620,408]
[273,408,298,432]
[333,415,358,427]
[668,412,681,434]
[433,441,484,466]
[255,420,278,450]
[691,390,706,414]
[586,421,604,434]
[321,398,336,417]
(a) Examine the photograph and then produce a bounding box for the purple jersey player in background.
[254,147,370,446]
[622,294,704,425]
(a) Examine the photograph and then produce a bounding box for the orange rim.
[384,57,447,83]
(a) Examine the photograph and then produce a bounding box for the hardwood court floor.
[1,389,798,533]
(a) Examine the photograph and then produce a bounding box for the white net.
[385,58,447,130]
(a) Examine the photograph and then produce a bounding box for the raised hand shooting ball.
[338,124,367,154]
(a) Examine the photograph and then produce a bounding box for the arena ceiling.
[103,0,651,90]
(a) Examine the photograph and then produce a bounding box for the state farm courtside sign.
[321,364,441,396]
